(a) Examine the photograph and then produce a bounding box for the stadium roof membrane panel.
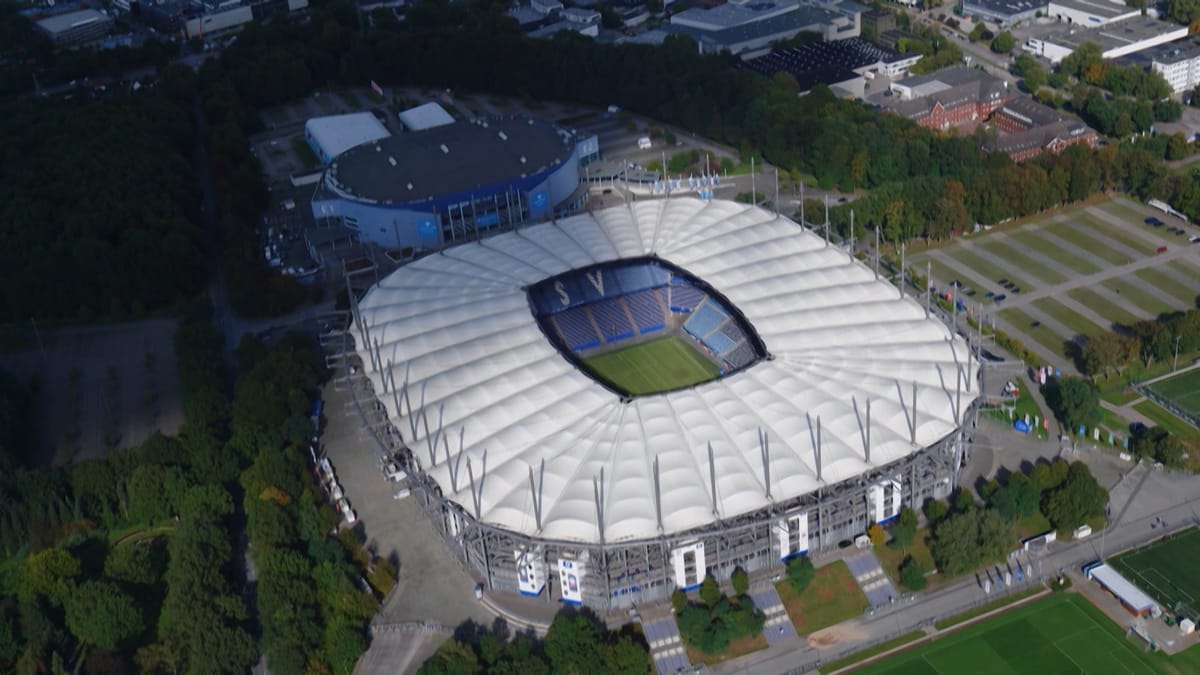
[354,199,977,544]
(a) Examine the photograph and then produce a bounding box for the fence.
[1134,384,1200,432]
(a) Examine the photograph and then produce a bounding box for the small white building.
[305,112,392,165]
[1118,37,1200,93]
[397,102,456,131]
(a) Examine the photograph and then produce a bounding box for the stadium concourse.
[342,198,981,611]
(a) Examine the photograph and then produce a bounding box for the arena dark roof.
[325,116,575,205]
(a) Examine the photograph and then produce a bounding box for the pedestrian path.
[748,586,797,645]
[643,617,690,674]
[845,550,897,608]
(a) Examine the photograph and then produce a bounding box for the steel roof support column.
[911,381,918,445]
[594,468,606,544]
[866,398,872,465]
[653,456,664,533]
[759,429,771,500]
[816,416,823,483]
[708,442,719,518]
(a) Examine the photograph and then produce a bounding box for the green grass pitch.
[1111,528,1200,616]
[854,594,1164,675]
[1146,370,1200,421]
[583,335,719,396]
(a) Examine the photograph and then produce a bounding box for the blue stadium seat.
[726,341,756,369]
[591,298,635,342]
[667,284,705,313]
[704,331,736,355]
[683,303,727,340]
[624,289,666,334]
[553,306,601,351]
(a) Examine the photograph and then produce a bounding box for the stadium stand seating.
[683,303,728,341]
[667,284,705,313]
[623,289,667,334]
[592,298,635,342]
[725,341,756,369]
[553,306,602,351]
[705,331,736,355]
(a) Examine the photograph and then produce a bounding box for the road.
[716,466,1200,674]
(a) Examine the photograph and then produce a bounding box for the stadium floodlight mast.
[823,195,830,246]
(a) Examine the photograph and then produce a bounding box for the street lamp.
[1174,335,1181,372]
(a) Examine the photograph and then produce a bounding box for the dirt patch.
[0,318,182,465]
[808,622,869,648]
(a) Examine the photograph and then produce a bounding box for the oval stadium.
[344,197,980,609]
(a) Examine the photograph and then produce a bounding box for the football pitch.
[855,594,1162,675]
[1110,528,1200,617]
[583,335,719,396]
[1145,369,1200,422]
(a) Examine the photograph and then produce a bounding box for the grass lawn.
[1014,511,1052,540]
[1051,219,1134,266]
[291,137,320,169]
[776,560,868,636]
[686,633,768,666]
[1111,528,1200,616]
[1133,400,1200,441]
[582,336,719,396]
[1082,217,1159,257]
[823,631,925,673]
[874,529,937,588]
[1133,267,1200,307]
[1067,287,1143,329]
[996,307,1071,358]
[1030,297,1105,339]
[858,593,1189,675]
[952,248,1040,291]
[1146,368,1200,421]
[1013,230,1104,277]
[1098,279,1177,320]
[975,238,1064,285]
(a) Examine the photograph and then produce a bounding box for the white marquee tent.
[352,198,978,544]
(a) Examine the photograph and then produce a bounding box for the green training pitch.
[854,594,1160,675]
[1111,528,1200,616]
[1146,370,1200,421]
[583,335,720,397]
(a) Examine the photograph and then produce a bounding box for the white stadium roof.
[353,199,978,544]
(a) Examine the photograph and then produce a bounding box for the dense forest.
[0,304,379,673]
[0,96,204,323]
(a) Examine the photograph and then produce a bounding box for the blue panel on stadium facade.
[310,116,587,251]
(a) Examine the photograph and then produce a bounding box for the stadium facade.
[341,198,980,609]
[310,115,597,251]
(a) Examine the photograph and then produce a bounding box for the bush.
[786,555,815,594]
[672,589,688,614]
[924,498,949,525]
[700,577,721,608]
[868,523,887,546]
[899,556,927,591]
[731,567,749,596]
[1049,575,1072,592]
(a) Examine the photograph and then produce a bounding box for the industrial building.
[962,0,1043,27]
[666,0,864,58]
[336,198,978,609]
[1117,37,1200,94]
[1023,16,1189,63]
[1045,0,1139,27]
[310,116,595,250]
[743,37,922,95]
[304,113,392,165]
[35,9,114,46]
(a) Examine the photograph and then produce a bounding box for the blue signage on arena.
[418,219,438,238]
[530,191,548,209]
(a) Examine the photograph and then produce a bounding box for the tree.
[1043,377,1100,431]
[544,611,606,675]
[1044,461,1108,532]
[991,31,1016,53]
[889,507,919,549]
[786,555,815,594]
[1167,0,1200,25]
[418,640,478,675]
[867,523,886,545]
[64,580,143,651]
[924,498,949,525]
[731,567,749,596]
[671,589,688,613]
[1080,332,1136,379]
[899,556,927,591]
[699,577,721,608]
[20,548,80,604]
[952,488,976,513]
[1014,54,1046,92]
[103,539,167,586]
[929,509,1016,576]
[989,476,1040,520]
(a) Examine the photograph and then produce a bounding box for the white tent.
[353,198,978,544]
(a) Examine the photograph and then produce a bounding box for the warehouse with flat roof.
[304,112,392,165]
[35,9,114,46]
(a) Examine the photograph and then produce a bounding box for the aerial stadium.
[343,197,980,609]
[310,115,597,251]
